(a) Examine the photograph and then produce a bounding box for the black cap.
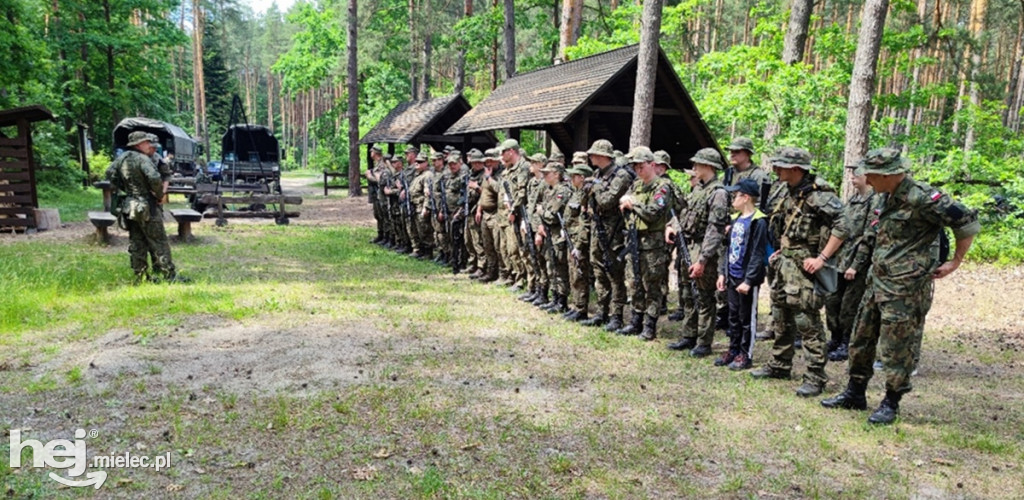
[724,178,760,197]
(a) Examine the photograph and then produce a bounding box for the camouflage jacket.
[430,168,449,215]
[590,163,633,250]
[408,169,432,211]
[868,177,980,300]
[539,182,573,243]
[504,157,531,212]
[480,165,505,214]
[769,174,848,258]
[445,170,470,220]
[660,173,686,215]
[564,183,590,251]
[835,189,878,273]
[630,176,674,249]
[466,168,485,211]
[681,177,729,263]
[106,150,163,203]
[526,175,545,225]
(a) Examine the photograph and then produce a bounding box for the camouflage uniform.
[407,154,434,256]
[478,150,505,281]
[824,184,878,356]
[759,148,847,390]
[525,154,549,297]
[652,151,687,319]
[367,147,385,241]
[674,149,730,353]
[583,140,634,330]
[502,141,531,287]
[837,149,979,421]
[106,132,176,282]
[564,162,594,319]
[429,155,450,261]
[621,147,674,339]
[465,151,487,275]
[537,164,572,310]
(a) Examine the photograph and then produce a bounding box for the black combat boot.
[867,390,903,425]
[539,292,559,310]
[532,289,550,307]
[615,313,642,336]
[519,286,537,302]
[580,310,608,327]
[667,337,696,351]
[639,315,658,341]
[821,379,868,410]
[604,313,624,332]
[828,342,850,361]
[563,309,584,321]
[667,309,685,321]
[547,294,568,314]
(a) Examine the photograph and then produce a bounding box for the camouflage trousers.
[126,211,175,280]
[630,239,669,320]
[409,209,433,254]
[532,238,549,292]
[680,241,718,346]
[467,217,484,272]
[480,210,502,279]
[767,254,828,386]
[371,194,385,237]
[847,283,933,394]
[825,271,868,345]
[547,239,569,297]
[387,201,408,247]
[432,213,449,257]
[590,221,626,316]
[498,209,520,280]
[569,241,591,311]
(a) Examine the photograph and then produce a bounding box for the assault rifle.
[439,177,451,236]
[589,195,613,272]
[399,171,413,220]
[555,212,579,264]
[618,210,642,294]
[670,208,699,309]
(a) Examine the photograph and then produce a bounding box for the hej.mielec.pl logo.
[8,428,171,489]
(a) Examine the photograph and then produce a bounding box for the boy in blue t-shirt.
[715,178,769,370]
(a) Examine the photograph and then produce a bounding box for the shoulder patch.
[930,191,942,202]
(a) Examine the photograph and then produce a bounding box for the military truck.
[218,123,282,193]
[112,117,202,180]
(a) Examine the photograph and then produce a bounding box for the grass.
[0,213,1022,498]
[36,184,104,223]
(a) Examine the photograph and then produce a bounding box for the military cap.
[467,150,485,163]
[550,152,565,163]
[127,131,158,147]
[727,137,755,153]
[653,150,671,167]
[430,151,445,161]
[725,178,760,197]
[443,145,454,153]
[859,148,908,175]
[770,146,812,170]
[415,152,428,162]
[404,145,419,154]
[540,162,563,174]
[500,138,520,152]
[467,148,482,156]
[382,153,393,161]
[446,152,462,164]
[390,155,403,163]
[571,152,588,165]
[370,145,383,153]
[689,147,724,169]
[586,139,615,158]
[627,146,655,163]
[528,153,548,163]
[566,164,594,177]
[484,148,500,161]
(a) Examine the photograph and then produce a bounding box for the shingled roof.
[359,93,495,150]
[446,44,719,169]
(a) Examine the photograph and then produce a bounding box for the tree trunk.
[492,0,498,90]
[1006,9,1024,129]
[193,0,207,159]
[503,0,516,79]
[409,0,418,99]
[963,0,988,161]
[558,0,584,62]
[455,0,472,93]
[421,35,432,99]
[782,0,813,65]
[629,0,663,148]
[842,0,890,199]
[348,0,360,196]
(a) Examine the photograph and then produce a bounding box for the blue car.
[206,160,222,181]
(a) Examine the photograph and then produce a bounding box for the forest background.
[1,0,1022,261]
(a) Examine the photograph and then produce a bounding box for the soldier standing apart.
[715,178,769,370]
[106,131,181,284]
[476,149,506,282]
[580,139,633,332]
[751,147,847,398]
[617,147,674,340]
[824,164,877,361]
[665,148,729,357]
[563,159,594,322]
[407,152,434,259]
[822,148,979,424]
[535,163,572,314]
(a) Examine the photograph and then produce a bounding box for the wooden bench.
[87,211,116,243]
[92,181,113,212]
[169,208,203,241]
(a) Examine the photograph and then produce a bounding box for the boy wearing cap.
[752,147,847,398]
[535,162,572,313]
[562,160,594,321]
[521,153,550,304]
[715,178,768,370]
[822,148,979,424]
[408,153,434,259]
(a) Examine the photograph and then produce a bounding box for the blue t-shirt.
[728,213,753,278]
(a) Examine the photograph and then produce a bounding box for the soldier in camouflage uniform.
[562,158,594,322]
[383,155,412,253]
[535,162,572,313]
[500,139,531,290]
[665,148,730,357]
[465,150,487,277]
[407,152,434,259]
[105,131,179,284]
[475,148,505,282]
[751,147,848,398]
[444,152,470,271]
[365,146,387,244]
[616,147,674,340]
[652,151,686,321]
[521,153,550,304]
[823,164,877,361]
[579,139,633,332]
[429,152,450,264]
[822,148,979,424]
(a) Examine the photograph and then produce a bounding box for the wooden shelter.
[445,44,719,167]
[0,105,55,230]
[359,93,497,163]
